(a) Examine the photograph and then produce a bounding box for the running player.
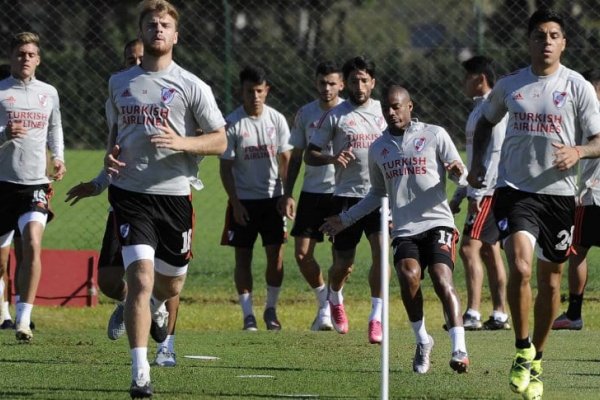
[321,85,470,374]
[220,65,292,331]
[0,32,66,343]
[278,61,344,331]
[305,56,387,344]
[104,1,226,397]
[449,55,510,331]
[467,8,600,399]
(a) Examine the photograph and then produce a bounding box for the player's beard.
[143,40,173,58]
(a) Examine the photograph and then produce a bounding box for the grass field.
[2,150,600,399]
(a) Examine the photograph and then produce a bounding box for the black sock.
[534,351,543,361]
[515,337,531,349]
[566,293,583,320]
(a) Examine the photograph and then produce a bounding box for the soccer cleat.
[509,345,536,393]
[129,380,153,399]
[551,312,583,330]
[463,313,483,331]
[154,347,176,367]
[368,320,382,344]
[15,324,33,343]
[243,314,258,331]
[107,303,126,340]
[329,303,348,334]
[149,305,169,343]
[483,316,511,330]
[0,319,14,329]
[263,307,282,331]
[310,306,333,331]
[522,359,543,400]
[449,350,469,373]
[413,335,434,374]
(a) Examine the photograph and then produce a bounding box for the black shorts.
[493,186,575,263]
[330,196,381,251]
[391,227,458,273]
[573,205,600,248]
[221,197,286,248]
[98,211,124,269]
[462,196,500,244]
[108,185,194,267]
[0,181,54,236]
[290,191,333,241]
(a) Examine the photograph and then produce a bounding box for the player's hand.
[277,195,295,220]
[449,198,461,214]
[467,197,481,214]
[65,181,97,205]
[319,215,345,236]
[7,120,26,139]
[552,142,580,171]
[105,145,126,176]
[231,201,250,227]
[332,145,355,168]
[467,163,487,189]
[150,121,186,151]
[51,159,66,181]
[445,160,464,180]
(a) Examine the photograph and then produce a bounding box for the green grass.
[3,149,600,399]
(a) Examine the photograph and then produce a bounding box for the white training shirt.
[106,62,225,196]
[220,104,292,200]
[465,92,507,199]
[309,98,387,198]
[289,98,343,194]
[340,121,465,238]
[483,65,600,196]
[0,76,64,184]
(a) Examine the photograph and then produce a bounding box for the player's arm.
[219,158,249,226]
[449,186,467,214]
[151,123,227,156]
[305,142,355,167]
[466,116,494,188]
[46,90,66,181]
[278,148,301,219]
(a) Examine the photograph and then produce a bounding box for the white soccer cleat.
[413,335,434,374]
[150,303,169,343]
[311,305,333,331]
[15,323,33,343]
[107,303,126,340]
[154,347,176,367]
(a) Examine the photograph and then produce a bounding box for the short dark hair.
[315,61,341,77]
[342,56,375,81]
[239,65,268,86]
[462,55,497,88]
[583,69,600,84]
[527,8,565,36]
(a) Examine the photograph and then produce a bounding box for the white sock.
[239,292,253,318]
[492,310,508,322]
[313,284,328,308]
[369,297,382,322]
[16,302,33,328]
[449,326,467,353]
[328,287,343,306]
[265,285,281,309]
[130,347,150,384]
[159,334,175,353]
[411,318,430,344]
[0,279,4,298]
[465,308,481,320]
[2,301,11,320]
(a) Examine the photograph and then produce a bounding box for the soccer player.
[65,38,180,367]
[0,32,66,343]
[449,55,510,331]
[305,56,387,344]
[104,1,226,397]
[552,68,600,331]
[467,8,600,399]
[278,61,344,331]
[220,65,292,331]
[321,85,469,374]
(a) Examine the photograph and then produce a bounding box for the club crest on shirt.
[121,88,132,97]
[375,116,385,129]
[119,223,130,238]
[161,87,176,105]
[553,91,568,108]
[414,137,426,152]
[380,147,390,158]
[38,94,49,107]
[5,96,16,106]
[266,126,276,140]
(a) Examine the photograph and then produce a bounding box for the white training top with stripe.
[0,76,64,184]
[340,121,465,238]
[107,62,225,196]
[221,104,292,200]
[578,99,600,206]
[289,98,343,194]
[483,65,600,196]
[309,98,387,198]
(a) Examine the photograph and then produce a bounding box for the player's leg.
[264,243,284,330]
[235,246,256,330]
[0,232,14,328]
[155,295,180,367]
[366,231,383,344]
[552,245,588,330]
[458,235,484,329]
[481,241,510,330]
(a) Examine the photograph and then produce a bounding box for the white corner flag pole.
[380,197,390,400]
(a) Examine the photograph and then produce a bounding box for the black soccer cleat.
[130,380,153,399]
